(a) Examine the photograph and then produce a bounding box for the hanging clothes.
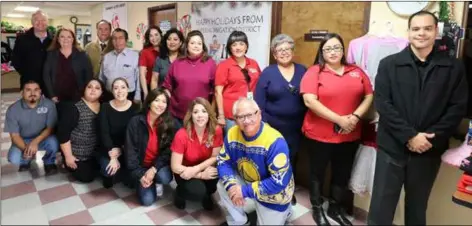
[346,30,408,196]
[347,35,409,89]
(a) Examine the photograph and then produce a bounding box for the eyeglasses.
[322,46,343,53]
[275,47,293,54]
[234,110,258,122]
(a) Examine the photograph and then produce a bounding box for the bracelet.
[352,113,361,120]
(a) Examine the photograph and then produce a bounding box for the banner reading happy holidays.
[190,2,272,68]
[103,2,128,31]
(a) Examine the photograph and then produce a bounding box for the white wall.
[90,2,192,50]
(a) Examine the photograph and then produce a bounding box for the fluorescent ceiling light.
[14,6,39,12]
[5,13,26,18]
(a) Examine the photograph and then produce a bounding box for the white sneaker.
[156,184,164,197]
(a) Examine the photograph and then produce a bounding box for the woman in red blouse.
[215,31,261,134]
[170,97,223,210]
[139,26,162,101]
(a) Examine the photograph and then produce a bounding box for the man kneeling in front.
[217,97,294,225]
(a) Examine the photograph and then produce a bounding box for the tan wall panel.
[280,2,367,68]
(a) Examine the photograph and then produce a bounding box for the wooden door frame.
[148,3,178,27]
[457,1,469,59]
[269,2,371,65]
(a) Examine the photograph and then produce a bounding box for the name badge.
[37,107,48,114]
[247,92,253,100]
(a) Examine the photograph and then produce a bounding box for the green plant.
[438,1,450,22]
[47,25,56,35]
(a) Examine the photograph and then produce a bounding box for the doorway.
[148,3,177,34]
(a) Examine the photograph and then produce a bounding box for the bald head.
[31,10,48,33]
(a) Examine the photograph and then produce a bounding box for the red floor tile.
[79,187,119,208]
[146,203,188,225]
[122,194,141,210]
[38,183,77,205]
[1,180,36,200]
[295,188,312,209]
[191,206,226,225]
[49,210,95,225]
[1,151,7,157]
[1,164,18,175]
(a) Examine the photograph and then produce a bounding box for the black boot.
[310,180,330,226]
[327,186,352,226]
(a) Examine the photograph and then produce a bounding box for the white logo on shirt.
[248,68,258,74]
[37,107,48,114]
[349,72,360,78]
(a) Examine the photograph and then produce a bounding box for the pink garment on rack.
[442,138,472,167]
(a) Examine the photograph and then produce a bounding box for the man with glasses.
[217,97,294,225]
[99,28,141,103]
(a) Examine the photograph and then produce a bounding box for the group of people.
[5,9,469,226]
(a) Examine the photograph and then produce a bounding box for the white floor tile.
[71,179,102,195]
[1,205,49,225]
[1,116,5,121]
[2,132,9,138]
[1,157,9,166]
[1,123,4,128]
[1,193,42,217]
[43,196,86,221]
[88,199,130,222]
[33,172,70,191]
[93,211,155,225]
[288,203,310,222]
[1,170,33,187]
[1,141,11,151]
[112,182,134,198]
[165,215,201,225]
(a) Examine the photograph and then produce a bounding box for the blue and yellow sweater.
[217,122,294,212]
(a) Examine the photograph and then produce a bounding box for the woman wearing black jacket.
[43,28,93,116]
[125,87,175,206]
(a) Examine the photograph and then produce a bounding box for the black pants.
[174,174,218,201]
[368,150,441,225]
[66,157,99,183]
[306,137,359,206]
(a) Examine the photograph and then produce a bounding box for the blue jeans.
[137,166,173,206]
[8,135,59,166]
[224,118,236,135]
[99,155,123,178]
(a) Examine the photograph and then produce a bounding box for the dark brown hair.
[142,88,175,148]
[143,25,163,49]
[180,30,210,62]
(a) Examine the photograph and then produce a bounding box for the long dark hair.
[143,25,163,48]
[159,28,184,59]
[180,30,210,62]
[142,88,175,147]
[82,78,105,102]
[313,33,348,72]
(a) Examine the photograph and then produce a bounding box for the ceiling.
[1,2,100,19]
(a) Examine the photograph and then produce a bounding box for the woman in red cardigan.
[170,97,223,210]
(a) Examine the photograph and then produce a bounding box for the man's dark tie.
[100,43,106,51]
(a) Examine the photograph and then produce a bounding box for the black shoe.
[327,201,352,226]
[291,194,297,205]
[19,163,31,172]
[102,177,113,188]
[44,164,58,175]
[174,194,186,210]
[202,195,215,211]
[312,204,331,226]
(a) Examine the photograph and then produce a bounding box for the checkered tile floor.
[0,92,366,225]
